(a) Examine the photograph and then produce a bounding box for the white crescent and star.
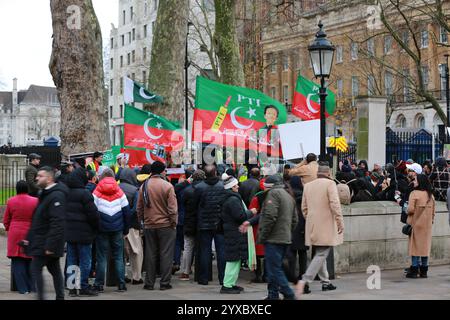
[306,93,319,113]
[145,149,155,164]
[140,87,156,100]
[230,107,255,130]
[143,118,163,140]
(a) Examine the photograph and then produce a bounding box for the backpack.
[334,179,356,205]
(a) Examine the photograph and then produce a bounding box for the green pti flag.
[292,74,335,120]
[124,77,163,104]
[101,147,121,167]
[123,104,184,151]
[193,76,287,146]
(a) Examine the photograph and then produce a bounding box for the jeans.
[66,243,92,290]
[11,257,34,294]
[95,231,125,287]
[31,256,65,300]
[412,256,429,267]
[174,225,184,266]
[197,230,225,285]
[264,243,295,299]
[181,235,195,275]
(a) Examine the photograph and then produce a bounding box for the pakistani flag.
[124,104,184,151]
[124,77,163,104]
[292,74,335,121]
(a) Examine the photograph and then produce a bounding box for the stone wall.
[335,201,450,273]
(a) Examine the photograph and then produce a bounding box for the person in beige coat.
[289,153,318,185]
[405,174,435,279]
[296,163,344,298]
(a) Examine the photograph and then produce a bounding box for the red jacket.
[249,193,265,257]
[3,194,38,258]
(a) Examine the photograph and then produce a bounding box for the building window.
[337,79,343,98]
[351,76,359,97]
[439,64,447,100]
[440,26,448,44]
[127,53,131,65]
[143,47,147,60]
[132,28,135,41]
[336,45,343,63]
[128,32,132,44]
[396,114,407,128]
[131,73,135,81]
[415,114,425,128]
[270,55,277,73]
[132,50,135,63]
[421,65,429,88]
[144,25,148,38]
[384,35,392,54]
[351,42,358,60]
[120,104,124,118]
[384,71,393,96]
[144,1,148,17]
[143,71,147,86]
[110,58,113,70]
[153,0,158,10]
[401,31,409,51]
[152,21,156,35]
[120,77,123,95]
[283,85,289,102]
[403,68,412,102]
[110,106,113,119]
[368,75,375,96]
[282,55,289,71]
[122,10,126,25]
[110,38,114,49]
[120,55,123,67]
[270,87,276,98]
[130,6,134,21]
[121,35,125,47]
[367,39,375,57]
[110,79,113,96]
[421,30,429,48]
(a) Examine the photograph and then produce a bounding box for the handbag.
[400,201,408,223]
[402,224,412,236]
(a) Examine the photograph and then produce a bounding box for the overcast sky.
[0,0,118,91]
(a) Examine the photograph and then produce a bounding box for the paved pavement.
[1,235,450,300]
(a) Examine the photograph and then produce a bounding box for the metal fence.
[336,143,357,164]
[0,146,61,167]
[0,162,24,205]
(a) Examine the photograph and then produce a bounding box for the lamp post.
[185,21,194,147]
[308,21,335,162]
[445,54,449,143]
[308,21,336,280]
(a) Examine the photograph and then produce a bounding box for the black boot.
[405,266,419,278]
[419,266,428,278]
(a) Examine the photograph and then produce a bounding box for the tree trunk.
[49,0,110,156]
[147,0,189,121]
[214,0,245,86]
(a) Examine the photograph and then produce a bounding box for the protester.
[25,153,41,196]
[405,174,435,279]
[3,181,38,294]
[93,168,131,293]
[119,168,144,285]
[57,161,74,185]
[289,153,318,185]
[137,164,152,187]
[180,170,206,281]
[137,161,178,290]
[87,151,103,173]
[114,153,129,181]
[258,175,298,300]
[193,165,226,286]
[86,170,98,193]
[296,163,344,298]
[220,176,257,294]
[336,160,359,196]
[25,167,67,300]
[239,168,261,207]
[65,167,99,297]
[430,157,450,201]
[395,162,421,222]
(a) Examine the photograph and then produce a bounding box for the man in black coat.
[25,166,67,300]
[65,167,99,297]
[239,168,261,207]
[192,165,227,285]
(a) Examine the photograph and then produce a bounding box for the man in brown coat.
[296,163,344,298]
[289,153,318,185]
[137,161,178,290]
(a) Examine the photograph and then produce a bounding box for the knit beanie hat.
[223,176,239,190]
[192,169,206,181]
[263,174,282,188]
[341,164,352,173]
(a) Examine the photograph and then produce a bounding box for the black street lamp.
[308,21,335,161]
[185,21,194,147]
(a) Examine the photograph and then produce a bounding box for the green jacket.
[257,184,298,245]
[25,164,39,196]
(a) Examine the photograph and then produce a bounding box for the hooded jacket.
[26,183,68,257]
[93,177,131,234]
[65,168,99,244]
[183,180,203,236]
[119,168,140,230]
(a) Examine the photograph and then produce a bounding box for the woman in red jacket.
[3,181,38,294]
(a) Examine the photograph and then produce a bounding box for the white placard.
[278,120,320,160]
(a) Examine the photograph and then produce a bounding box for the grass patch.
[0,188,16,205]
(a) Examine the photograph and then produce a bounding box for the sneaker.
[171,265,180,275]
[143,285,154,290]
[125,277,132,283]
[132,279,144,285]
[220,286,240,294]
[79,287,99,297]
[304,284,311,294]
[179,273,190,281]
[160,284,173,291]
[232,285,244,292]
[322,283,337,291]
[117,284,127,292]
[69,289,78,297]
[93,285,104,293]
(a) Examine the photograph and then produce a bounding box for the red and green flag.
[124,77,163,104]
[193,76,287,147]
[292,74,335,121]
[121,146,166,167]
[124,104,184,151]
